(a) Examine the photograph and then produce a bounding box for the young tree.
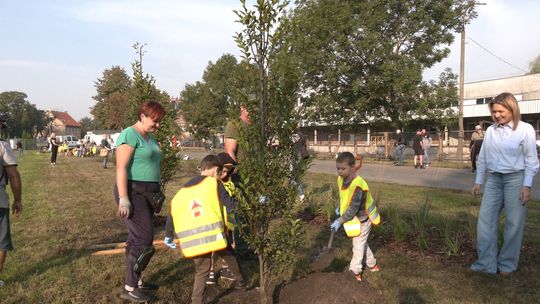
[234,1,304,303]
[91,66,131,129]
[129,43,179,193]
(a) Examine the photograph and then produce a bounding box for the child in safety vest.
[170,154,244,304]
[203,152,239,285]
[330,152,381,282]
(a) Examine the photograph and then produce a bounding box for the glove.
[164,237,177,249]
[330,219,342,232]
[259,195,268,204]
[335,207,340,216]
[118,196,132,218]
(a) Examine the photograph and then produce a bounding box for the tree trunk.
[258,254,271,304]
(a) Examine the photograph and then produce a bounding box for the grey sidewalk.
[182,150,540,200]
[310,159,540,201]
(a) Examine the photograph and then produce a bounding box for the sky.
[1,0,539,121]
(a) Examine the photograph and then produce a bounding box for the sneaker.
[351,270,362,282]
[220,268,236,281]
[370,265,381,272]
[206,271,216,285]
[0,279,4,287]
[138,282,158,291]
[120,288,154,303]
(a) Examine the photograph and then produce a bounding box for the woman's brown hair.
[138,101,166,122]
[489,92,521,130]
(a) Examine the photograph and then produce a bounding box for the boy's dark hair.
[336,152,355,167]
[200,154,223,172]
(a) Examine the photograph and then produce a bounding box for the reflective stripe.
[177,221,224,239]
[180,232,226,249]
[367,203,376,214]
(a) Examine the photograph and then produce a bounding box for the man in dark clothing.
[392,129,406,166]
[413,129,424,169]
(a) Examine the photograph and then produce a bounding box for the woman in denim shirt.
[471,92,539,276]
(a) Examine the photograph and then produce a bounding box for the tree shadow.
[7,248,96,284]
[399,287,425,304]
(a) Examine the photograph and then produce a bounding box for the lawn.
[0,153,538,303]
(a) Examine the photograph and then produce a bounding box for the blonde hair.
[489,92,521,130]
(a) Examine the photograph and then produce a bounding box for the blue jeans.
[392,144,405,165]
[424,147,430,164]
[471,171,527,274]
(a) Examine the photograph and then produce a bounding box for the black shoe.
[138,282,158,291]
[220,268,236,281]
[120,288,155,303]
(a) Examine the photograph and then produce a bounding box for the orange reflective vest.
[338,175,381,237]
[171,176,227,258]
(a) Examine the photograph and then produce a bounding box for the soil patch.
[278,271,384,304]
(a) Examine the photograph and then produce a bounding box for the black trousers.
[50,146,58,163]
[114,181,159,287]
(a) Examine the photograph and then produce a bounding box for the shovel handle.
[327,230,335,249]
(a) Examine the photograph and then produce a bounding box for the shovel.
[311,229,336,271]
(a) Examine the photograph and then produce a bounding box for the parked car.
[57,135,79,148]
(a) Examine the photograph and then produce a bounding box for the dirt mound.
[278,271,384,304]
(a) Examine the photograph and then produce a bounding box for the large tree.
[530,54,540,74]
[180,54,252,139]
[91,66,131,129]
[281,0,475,125]
[0,91,45,138]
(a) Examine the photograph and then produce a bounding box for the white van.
[57,135,79,148]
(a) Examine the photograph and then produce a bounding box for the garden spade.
[311,229,335,271]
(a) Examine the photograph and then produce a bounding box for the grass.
[0,153,539,303]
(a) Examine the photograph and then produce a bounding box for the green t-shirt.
[224,120,247,163]
[116,127,162,182]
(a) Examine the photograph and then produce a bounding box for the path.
[181,150,540,200]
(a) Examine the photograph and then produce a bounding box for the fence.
[304,129,487,161]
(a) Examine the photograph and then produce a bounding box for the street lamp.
[457,1,485,161]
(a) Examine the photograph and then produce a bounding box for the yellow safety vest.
[170,176,227,258]
[338,175,381,237]
[222,180,237,232]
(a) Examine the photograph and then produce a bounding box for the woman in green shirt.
[114,101,165,302]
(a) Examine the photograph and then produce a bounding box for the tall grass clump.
[411,199,432,254]
[385,205,409,242]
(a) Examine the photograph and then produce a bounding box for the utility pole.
[457,1,484,161]
[458,23,466,160]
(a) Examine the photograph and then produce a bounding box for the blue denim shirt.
[475,121,539,187]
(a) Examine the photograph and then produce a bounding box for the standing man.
[224,105,250,182]
[469,125,484,173]
[101,135,112,169]
[413,129,424,169]
[0,117,22,288]
[392,129,406,166]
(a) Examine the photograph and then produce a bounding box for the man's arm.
[224,138,237,162]
[5,165,22,216]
